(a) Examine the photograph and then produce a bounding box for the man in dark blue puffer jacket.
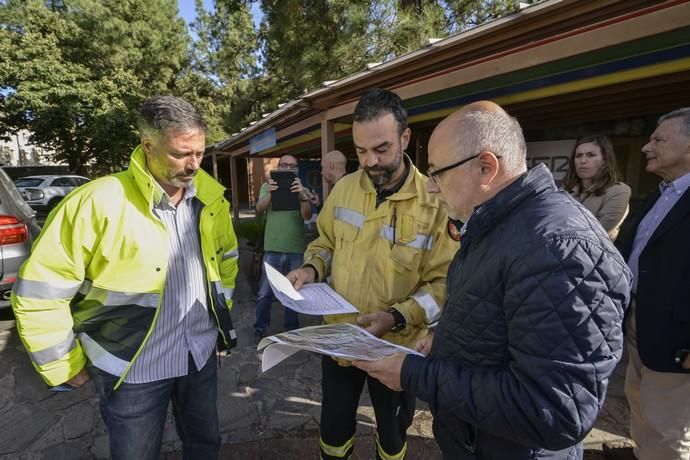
[354,101,632,459]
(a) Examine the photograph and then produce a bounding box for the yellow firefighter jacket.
[304,161,457,349]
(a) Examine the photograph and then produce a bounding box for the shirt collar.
[151,179,197,209]
[659,171,690,196]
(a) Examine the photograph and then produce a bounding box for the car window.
[75,177,89,185]
[51,177,74,186]
[15,178,45,187]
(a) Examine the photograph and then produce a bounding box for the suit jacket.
[616,186,690,373]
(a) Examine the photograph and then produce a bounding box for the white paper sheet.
[257,323,424,372]
[264,262,359,315]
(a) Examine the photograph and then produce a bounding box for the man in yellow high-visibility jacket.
[12,96,238,460]
[288,88,457,460]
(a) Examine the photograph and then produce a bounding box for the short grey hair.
[138,95,206,139]
[658,107,690,137]
[456,110,527,176]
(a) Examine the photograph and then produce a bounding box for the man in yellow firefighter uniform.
[11,96,238,460]
[287,88,457,460]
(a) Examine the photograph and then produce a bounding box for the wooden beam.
[321,119,335,200]
[230,157,240,221]
[211,153,218,180]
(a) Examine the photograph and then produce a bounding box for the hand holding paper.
[264,262,359,315]
[257,323,423,372]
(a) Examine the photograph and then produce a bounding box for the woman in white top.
[564,134,631,240]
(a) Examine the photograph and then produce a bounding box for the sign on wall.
[249,128,277,155]
[526,140,576,186]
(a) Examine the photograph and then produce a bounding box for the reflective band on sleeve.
[318,250,332,266]
[223,287,234,300]
[334,207,365,228]
[222,249,239,261]
[13,278,82,300]
[78,332,129,377]
[380,225,434,251]
[29,330,77,366]
[412,291,441,323]
[320,435,355,458]
[82,284,159,309]
[229,329,237,340]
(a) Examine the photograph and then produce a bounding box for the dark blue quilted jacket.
[401,164,632,460]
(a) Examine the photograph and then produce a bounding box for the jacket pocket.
[386,244,422,300]
[390,243,421,272]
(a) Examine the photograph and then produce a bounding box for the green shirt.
[259,182,305,253]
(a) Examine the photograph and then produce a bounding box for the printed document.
[264,262,358,315]
[258,323,424,372]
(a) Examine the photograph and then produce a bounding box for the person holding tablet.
[253,155,312,340]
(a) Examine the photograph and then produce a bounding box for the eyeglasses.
[427,153,481,184]
[278,162,298,170]
[427,152,502,184]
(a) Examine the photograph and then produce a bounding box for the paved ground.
[0,235,633,459]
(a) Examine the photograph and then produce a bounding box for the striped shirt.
[125,182,217,383]
[627,171,690,292]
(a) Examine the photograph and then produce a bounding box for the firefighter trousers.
[319,355,416,459]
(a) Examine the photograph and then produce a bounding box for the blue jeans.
[90,353,219,460]
[254,251,303,334]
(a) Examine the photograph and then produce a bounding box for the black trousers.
[320,355,416,459]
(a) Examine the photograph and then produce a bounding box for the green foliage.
[184,0,258,143]
[443,0,538,32]
[0,0,188,173]
[216,0,531,134]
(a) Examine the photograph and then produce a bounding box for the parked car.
[15,175,90,212]
[0,168,40,309]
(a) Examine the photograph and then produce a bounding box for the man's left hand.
[357,312,395,337]
[352,353,406,391]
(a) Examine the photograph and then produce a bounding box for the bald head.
[322,150,347,184]
[430,100,526,177]
[324,150,346,165]
[426,101,527,221]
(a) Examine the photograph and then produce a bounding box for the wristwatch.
[389,308,407,332]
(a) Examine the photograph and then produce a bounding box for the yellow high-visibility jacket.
[304,161,457,349]
[11,146,238,388]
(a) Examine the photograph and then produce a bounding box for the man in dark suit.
[614,107,690,460]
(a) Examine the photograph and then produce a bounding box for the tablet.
[269,170,299,211]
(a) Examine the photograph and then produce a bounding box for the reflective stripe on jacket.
[304,161,457,348]
[11,145,239,387]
